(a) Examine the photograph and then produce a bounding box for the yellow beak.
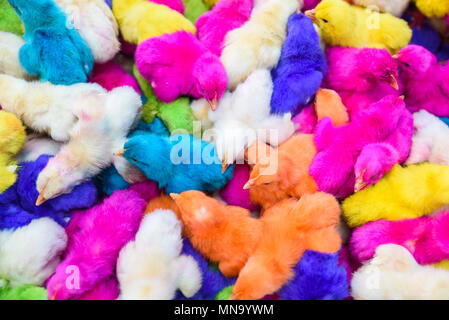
[169,193,180,200]
[354,176,368,193]
[115,149,125,157]
[243,179,254,190]
[305,9,317,22]
[35,194,47,206]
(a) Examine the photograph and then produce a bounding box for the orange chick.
[231,192,342,300]
[144,193,181,220]
[315,88,349,126]
[171,190,263,277]
[245,134,318,211]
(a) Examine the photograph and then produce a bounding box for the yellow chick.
[306,0,412,54]
[0,110,26,193]
[415,0,449,18]
[112,0,196,44]
[342,163,449,227]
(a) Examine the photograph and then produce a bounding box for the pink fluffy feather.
[219,164,259,211]
[350,210,449,265]
[292,103,317,134]
[135,31,227,106]
[46,189,147,300]
[89,61,142,95]
[149,0,184,13]
[76,277,120,300]
[196,0,253,56]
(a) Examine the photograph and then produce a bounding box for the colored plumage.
[9,0,94,85]
[119,133,233,194]
[307,0,412,54]
[195,0,253,56]
[0,0,23,35]
[220,164,258,211]
[46,188,146,300]
[181,0,210,23]
[0,155,98,230]
[220,0,301,89]
[342,163,449,227]
[348,0,410,16]
[270,12,327,115]
[415,0,449,18]
[112,0,196,44]
[0,281,47,300]
[310,95,413,199]
[89,61,142,95]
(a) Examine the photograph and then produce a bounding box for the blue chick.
[9,0,94,85]
[270,13,327,116]
[121,133,234,194]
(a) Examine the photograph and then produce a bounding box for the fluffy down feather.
[0,0,23,35]
[0,218,67,286]
[0,31,30,79]
[220,0,301,89]
[342,163,449,227]
[117,210,202,300]
[351,244,449,300]
[15,134,62,163]
[54,0,120,63]
[415,0,449,18]
[46,189,146,300]
[348,0,410,17]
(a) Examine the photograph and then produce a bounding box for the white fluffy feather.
[352,244,449,300]
[0,31,31,79]
[15,134,63,163]
[205,69,296,164]
[116,210,202,300]
[406,110,449,166]
[0,218,67,286]
[54,0,120,63]
[350,0,410,17]
[220,0,301,89]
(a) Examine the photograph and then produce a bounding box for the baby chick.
[415,0,449,18]
[0,31,30,79]
[220,0,301,89]
[112,0,196,44]
[9,0,94,85]
[54,0,120,63]
[306,0,412,54]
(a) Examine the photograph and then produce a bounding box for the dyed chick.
[112,0,196,44]
[207,69,296,167]
[310,95,413,199]
[415,0,449,18]
[117,210,202,300]
[181,0,210,23]
[323,46,400,117]
[397,45,449,117]
[0,0,23,35]
[231,193,342,300]
[0,31,30,79]
[342,163,449,227]
[0,110,26,193]
[347,0,410,17]
[270,12,327,116]
[46,189,146,300]
[54,0,120,63]
[172,190,263,277]
[136,31,227,107]
[195,0,253,56]
[351,244,449,300]
[150,0,185,13]
[406,110,449,166]
[306,0,412,54]
[89,61,142,94]
[350,210,449,265]
[0,218,67,286]
[220,164,258,211]
[0,155,98,230]
[9,0,94,85]
[278,250,349,300]
[0,281,47,300]
[220,0,301,89]
[245,134,318,211]
[119,133,233,194]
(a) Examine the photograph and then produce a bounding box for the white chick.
[0,218,67,286]
[220,0,302,90]
[406,110,449,166]
[351,244,449,300]
[116,210,202,300]
[206,69,296,166]
[349,0,410,17]
[54,0,120,63]
[36,87,145,204]
[0,31,31,79]
[15,133,63,163]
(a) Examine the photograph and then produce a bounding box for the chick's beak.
[354,176,368,193]
[115,149,125,157]
[388,74,399,90]
[207,97,218,111]
[222,160,230,174]
[170,193,180,200]
[243,179,254,190]
[305,9,317,22]
[35,194,47,206]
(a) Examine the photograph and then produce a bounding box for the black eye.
[322,19,328,23]
[264,182,270,186]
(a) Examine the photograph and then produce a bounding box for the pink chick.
[196,0,253,57]
[135,31,227,110]
[309,95,412,199]
[76,277,120,300]
[397,44,449,117]
[89,61,142,95]
[324,46,401,119]
[149,0,185,13]
[46,189,146,300]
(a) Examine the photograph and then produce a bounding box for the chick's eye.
[322,19,328,23]
[263,182,271,186]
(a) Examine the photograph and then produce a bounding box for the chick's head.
[396,45,437,78]
[9,0,65,28]
[357,49,400,90]
[193,53,227,110]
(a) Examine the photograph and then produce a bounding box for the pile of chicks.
[1,0,449,301]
